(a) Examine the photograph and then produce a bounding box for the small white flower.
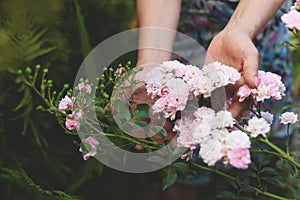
[199,139,223,166]
[225,130,251,149]
[247,117,270,138]
[193,124,211,144]
[212,110,235,129]
[280,112,298,124]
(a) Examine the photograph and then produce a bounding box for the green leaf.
[172,147,188,157]
[113,99,131,121]
[137,104,150,111]
[132,110,149,120]
[216,191,236,199]
[94,106,105,117]
[147,155,168,166]
[152,126,167,137]
[162,168,177,191]
[260,167,277,175]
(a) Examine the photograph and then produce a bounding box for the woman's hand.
[206,29,259,118]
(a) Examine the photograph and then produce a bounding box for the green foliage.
[0,168,78,200]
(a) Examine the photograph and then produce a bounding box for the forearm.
[225,0,285,39]
[136,0,182,65]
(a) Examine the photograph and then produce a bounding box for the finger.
[225,78,246,98]
[227,100,250,118]
[243,53,259,88]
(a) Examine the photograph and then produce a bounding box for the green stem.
[285,124,291,155]
[260,138,300,169]
[254,188,290,200]
[189,161,235,181]
[250,149,282,157]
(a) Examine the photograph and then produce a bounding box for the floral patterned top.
[177,0,294,137]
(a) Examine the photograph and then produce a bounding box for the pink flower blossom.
[237,70,285,102]
[65,118,80,131]
[78,82,92,94]
[79,136,99,160]
[237,85,253,102]
[59,96,73,111]
[116,67,124,74]
[281,10,300,30]
[227,148,251,169]
[193,107,215,124]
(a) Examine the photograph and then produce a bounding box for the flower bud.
[25,67,32,74]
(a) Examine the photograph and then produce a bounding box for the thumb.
[243,53,258,88]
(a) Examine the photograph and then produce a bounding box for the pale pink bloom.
[199,139,223,166]
[193,107,215,124]
[79,136,99,160]
[281,10,300,30]
[78,82,85,90]
[227,148,251,169]
[85,84,92,94]
[116,67,124,74]
[174,66,188,77]
[74,110,84,120]
[225,130,251,149]
[247,117,270,138]
[78,82,92,94]
[255,71,285,101]
[65,118,80,131]
[237,85,253,102]
[175,116,198,149]
[177,129,196,149]
[261,111,274,124]
[237,70,285,102]
[212,110,235,129]
[146,82,163,98]
[59,95,73,111]
[152,98,167,113]
[162,60,187,72]
[154,92,188,119]
[166,78,189,97]
[279,112,298,124]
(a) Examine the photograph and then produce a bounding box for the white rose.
[279,112,298,124]
[225,130,251,149]
[247,117,270,138]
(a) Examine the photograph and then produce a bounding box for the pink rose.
[237,85,252,102]
[228,148,251,169]
[59,96,73,111]
[65,118,80,131]
[78,82,92,94]
[79,136,99,160]
[281,10,300,30]
[116,67,124,74]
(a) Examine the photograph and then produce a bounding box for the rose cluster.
[58,81,99,160]
[237,70,286,102]
[145,60,240,120]
[175,107,251,169]
[145,60,298,170]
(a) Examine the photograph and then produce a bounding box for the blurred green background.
[0,0,299,200]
